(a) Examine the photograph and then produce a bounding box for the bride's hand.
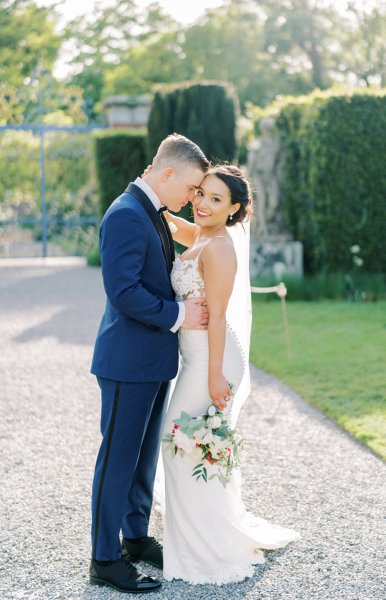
[141,164,153,177]
[209,374,232,411]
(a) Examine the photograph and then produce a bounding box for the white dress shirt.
[134,177,185,333]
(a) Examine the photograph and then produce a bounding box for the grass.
[250,298,386,460]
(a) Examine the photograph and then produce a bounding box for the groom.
[89,134,209,593]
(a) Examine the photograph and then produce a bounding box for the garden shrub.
[251,88,386,275]
[147,81,239,163]
[94,129,147,215]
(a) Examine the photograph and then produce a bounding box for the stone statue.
[247,117,287,239]
[247,117,303,279]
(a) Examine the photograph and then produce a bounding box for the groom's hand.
[181,297,208,330]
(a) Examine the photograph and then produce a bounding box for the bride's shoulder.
[200,235,237,266]
[204,234,235,251]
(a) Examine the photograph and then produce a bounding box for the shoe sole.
[89,576,161,593]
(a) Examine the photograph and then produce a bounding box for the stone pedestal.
[103,95,151,128]
[250,237,303,279]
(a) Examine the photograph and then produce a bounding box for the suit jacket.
[91,184,179,382]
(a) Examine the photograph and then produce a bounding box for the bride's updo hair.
[208,164,253,227]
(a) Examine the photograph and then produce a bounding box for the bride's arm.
[201,239,237,410]
[164,210,200,248]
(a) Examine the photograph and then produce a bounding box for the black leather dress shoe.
[121,536,163,569]
[89,558,161,593]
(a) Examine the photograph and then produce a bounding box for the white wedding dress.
[161,252,300,585]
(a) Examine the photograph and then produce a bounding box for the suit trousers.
[91,377,169,561]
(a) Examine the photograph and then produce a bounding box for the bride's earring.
[229,214,233,221]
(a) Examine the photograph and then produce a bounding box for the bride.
[160,164,300,585]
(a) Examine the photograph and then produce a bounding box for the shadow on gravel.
[1,266,102,308]
[77,558,278,600]
[13,306,100,346]
[1,266,105,346]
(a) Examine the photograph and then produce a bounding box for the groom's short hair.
[153,133,209,172]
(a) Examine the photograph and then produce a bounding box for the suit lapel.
[125,183,174,273]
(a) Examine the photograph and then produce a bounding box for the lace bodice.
[171,256,205,301]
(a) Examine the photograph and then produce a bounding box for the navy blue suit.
[90,183,179,560]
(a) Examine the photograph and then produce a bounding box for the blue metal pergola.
[0,124,104,258]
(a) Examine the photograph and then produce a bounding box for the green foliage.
[63,0,138,109]
[94,129,147,215]
[104,29,187,98]
[54,225,97,257]
[237,115,255,165]
[2,1,385,119]
[0,131,38,199]
[67,0,386,113]
[341,2,386,87]
[181,2,270,107]
[86,230,101,267]
[0,130,97,224]
[0,1,61,87]
[259,0,340,89]
[251,272,386,302]
[64,0,179,110]
[260,88,386,274]
[147,82,239,163]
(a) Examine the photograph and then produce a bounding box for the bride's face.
[191,174,239,227]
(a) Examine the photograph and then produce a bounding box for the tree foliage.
[0,0,385,114]
[0,0,61,87]
[340,1,386,86]
[63,0,179,110]
[257,0,341,90]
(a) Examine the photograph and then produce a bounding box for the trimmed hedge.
[94,129,147,215]
[147,81,239,163]
[252,89,386,274]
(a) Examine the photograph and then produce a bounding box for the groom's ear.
[161,166,175,181]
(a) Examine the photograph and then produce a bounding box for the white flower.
[353,256,363,267]
[174,428,196,454]
[207,415,222,430]
[211,435,229,454]
[167,220,178,233]
[207,405,217,417]
[201,430,215,445]
[191,445,203,460]
[193,427,207,443]
[350,245,360,254]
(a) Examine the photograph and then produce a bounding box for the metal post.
[251,282,292,361]
[38,83,47,258]
[280,294,292,361]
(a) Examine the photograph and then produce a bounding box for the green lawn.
[250,299,386,460]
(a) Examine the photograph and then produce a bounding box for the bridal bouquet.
[162,384,244,488]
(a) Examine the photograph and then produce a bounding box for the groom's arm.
[100,208,179,332]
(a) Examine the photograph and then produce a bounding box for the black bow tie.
[158,206,168,213]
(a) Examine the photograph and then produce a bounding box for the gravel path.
[1,260,385,600]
